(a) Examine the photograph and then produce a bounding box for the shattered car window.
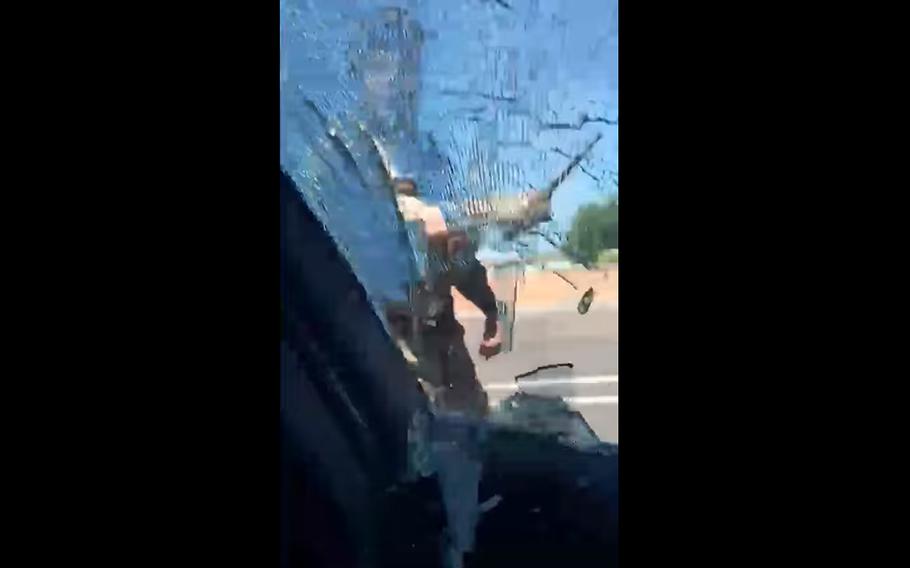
[281,1,617,563]
[282,0,617,438]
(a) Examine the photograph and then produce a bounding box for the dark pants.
[416,323,489,417]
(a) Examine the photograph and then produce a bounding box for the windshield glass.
[281,0,618,443]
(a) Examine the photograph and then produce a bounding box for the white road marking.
[484,374,618,391]
[563,395,618,405]
[488,394,619,407]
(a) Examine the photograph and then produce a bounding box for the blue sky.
[282,0,618,236]
[411,0,618,232]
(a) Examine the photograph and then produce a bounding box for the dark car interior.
[280,169,617,568]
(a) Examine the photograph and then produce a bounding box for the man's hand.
[479,318,503,359]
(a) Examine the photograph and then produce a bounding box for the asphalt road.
[459,303,619,443]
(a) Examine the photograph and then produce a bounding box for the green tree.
[564,199,618,267]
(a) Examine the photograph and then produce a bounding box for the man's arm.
[454,259,497,322]
[453,258,503,358]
